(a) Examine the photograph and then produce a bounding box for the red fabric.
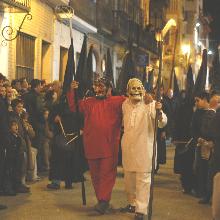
[66,90,76,112]
[88,157,117,201]
[79,96,126,159]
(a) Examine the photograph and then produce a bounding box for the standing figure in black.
[173,90,194,194]
[47,81,87,189]
[3,120,23,195]
[163,88,178,143]
[191,92,210,197]
[0,84,9,192]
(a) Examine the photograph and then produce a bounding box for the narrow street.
[0,147,212,220]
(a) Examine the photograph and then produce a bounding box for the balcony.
[139,30,158,54]
[0,0,31,12]
[96,1,113,36]
[112,10,129,43]
[71,0,96,27]
[46,0,69,8]
[129,20,139,45]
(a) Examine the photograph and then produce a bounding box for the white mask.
[127,78,145,102]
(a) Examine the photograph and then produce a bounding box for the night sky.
[203,0,220,46]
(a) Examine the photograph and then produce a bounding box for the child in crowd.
[3,121,24,195]
[21,111,40,182]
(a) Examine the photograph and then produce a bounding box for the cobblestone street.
[0,147,212,220]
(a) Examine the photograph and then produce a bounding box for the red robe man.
[74,77,125,214]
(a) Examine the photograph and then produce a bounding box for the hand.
[23,121,29,131]
[54,115,61,123]
[158,112,163,122]
[155,101,162,110]
[144,92,153,104]
[8,106,13,112]
[71,80,79,89]
[161,131,166,139]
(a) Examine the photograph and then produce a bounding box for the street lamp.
[55,5,74,20]
[196,22,200,27]
[182,44,190,55]
[161,18,177,38]
[55,5,74,38]
[155,18,177,99]
[181,44,191,69]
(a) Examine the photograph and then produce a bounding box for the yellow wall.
[7,0,54,82]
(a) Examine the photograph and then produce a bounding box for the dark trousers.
[3,151,27,192]
[0,145,6,191]
[203,157,215,201]
[195,148,209,197]
[175,143,195,192]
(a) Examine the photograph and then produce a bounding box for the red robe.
[79,95,126,202]
[79,96,126,160]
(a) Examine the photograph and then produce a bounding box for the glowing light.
[181,44,190,55]
[161,19,177,38]
[155,18,177,42]
[196,22,200,27]
[198,41,202,46]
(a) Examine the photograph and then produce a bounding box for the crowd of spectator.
[0,73,61,196]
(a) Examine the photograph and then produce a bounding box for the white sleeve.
[158,111,167,128]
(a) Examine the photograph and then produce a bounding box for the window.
[41,40,51,81]
[92,52,97,73]
[59,46,68,81]
[16,32,35,82]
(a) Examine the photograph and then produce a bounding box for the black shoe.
[3,190,17,196]
[191,190,202,198]
[155,164,159,174]
[47,183,60,190]
[120,204,135,213]
[134,213,144,220]
[182,189,192,195]
[198,198,210,204]
[16,184,30,193]
[94,201,110,214]
[65,184,73,189]
[0,205,7,210]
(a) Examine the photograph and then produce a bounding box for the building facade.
[0,0,170,86]
[159,0,211,91]
[0,0,97,82]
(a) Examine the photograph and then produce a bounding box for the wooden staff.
[148,38,163,220]
[69,17,86,206]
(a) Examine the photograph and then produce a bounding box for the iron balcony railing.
[71,0,96,26]
[139,30,158,54]
[70,0,158,53]
[1,0,31,12]
[112,10,129,43]
[96,0,113,35]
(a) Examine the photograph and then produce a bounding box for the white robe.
[121,99,167,172]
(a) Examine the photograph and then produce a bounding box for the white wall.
[0,13,9,78]
[53,20,84,80]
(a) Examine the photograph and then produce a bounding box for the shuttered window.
[16,32,35,82]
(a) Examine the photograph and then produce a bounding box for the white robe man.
[120,78,167,220]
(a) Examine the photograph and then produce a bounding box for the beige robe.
[121,99,167,172]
